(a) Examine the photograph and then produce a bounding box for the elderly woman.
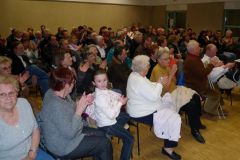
[150,49,206,144]
[0,75,53,160]
[127,55,182,160]
[39,67,112,159]
[0,56,30,90]
[0,56,41,114]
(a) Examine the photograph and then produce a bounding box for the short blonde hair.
[131,55,150,73]
[0,56,12,65]
[0,75,19,92]
[157,48,170,60]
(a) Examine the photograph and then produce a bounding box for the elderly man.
[202,44,235,83]
[184,40,221,119]
[8,41,49,95]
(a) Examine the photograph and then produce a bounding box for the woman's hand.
[158,76,169,87]
[86,93,94,104]
[23,150,36,160]
[80,63,89,72]
[76,92,92,116]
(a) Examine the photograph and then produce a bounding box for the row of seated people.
[0,25,239,160]
[1,25,240,71]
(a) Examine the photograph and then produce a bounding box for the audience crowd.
[0,24,240,160]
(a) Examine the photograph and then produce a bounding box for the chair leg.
[129,120,140,156]
[230,93,232,106]
[136,123,140,156]
[217,104,226,119]
[184,112,188,125]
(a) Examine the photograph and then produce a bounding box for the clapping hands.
[76,92,94,116]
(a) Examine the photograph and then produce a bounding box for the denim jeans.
[26,64,49,95]
[100,112,134,160]
[36,148,54,160]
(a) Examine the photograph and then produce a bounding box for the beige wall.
[150,5,166,28]
[187,2,224,33]
[0,0,153,37]
[0,0,227,38]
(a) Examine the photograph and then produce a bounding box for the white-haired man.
[184,40,221,119]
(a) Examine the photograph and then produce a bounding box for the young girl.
[92,69,134,160]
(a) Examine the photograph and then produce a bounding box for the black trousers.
[132,113,178,148]
[180,94,202,131]
[60,127,113,160]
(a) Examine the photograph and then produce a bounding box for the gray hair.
[187,40,199,53]
[131,55,150,73]
[116,30,125,39]
[95,35,103,44]
[226,29,232,35]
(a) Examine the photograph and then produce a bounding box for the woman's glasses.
[1,66,11,70]
[0,91,17,99]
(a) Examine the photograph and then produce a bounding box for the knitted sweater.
[39,89,85,156]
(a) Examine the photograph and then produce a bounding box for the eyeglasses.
[0,66,11,70]
[0,91,17,99]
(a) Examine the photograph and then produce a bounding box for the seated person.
[0,75,53,160]
[91,69,134,160]
[184,40,222,118]
[52,49,76,76]
[39,67,112,160]
[7,41,49,95]
[146,43,158,79]
[127,55,182,160]
[202,44,235,89]
[0,56,40,114]
[107,45,131,95]
[107,40,132,68]
[76,45,106,95]
[0,56,29,91]
[150,49,206,144]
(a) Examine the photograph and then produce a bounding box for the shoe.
[161,148,181,160]
[199,124,206,130]
[191,130,205,144]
